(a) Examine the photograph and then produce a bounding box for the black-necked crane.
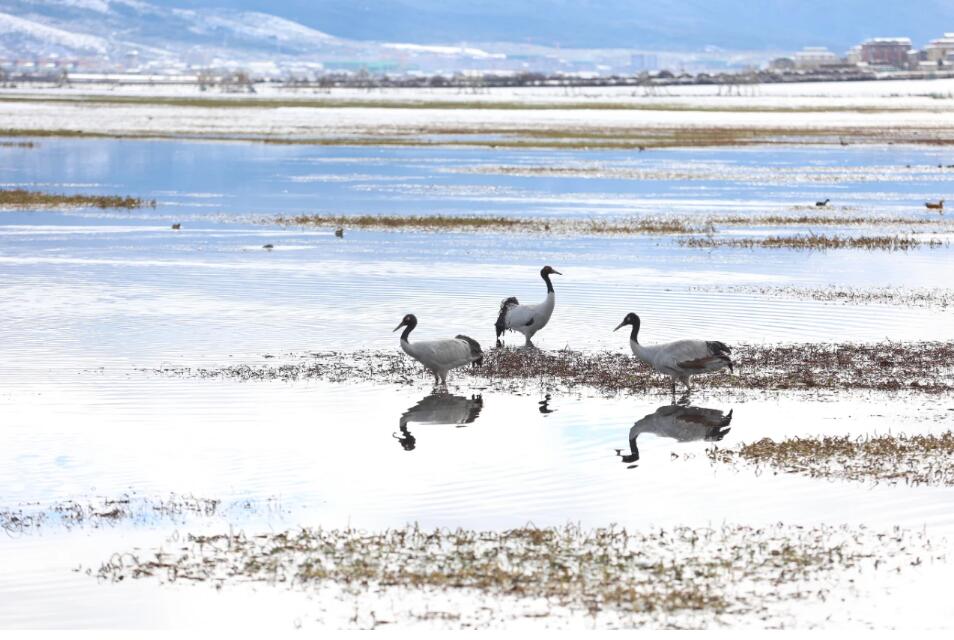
[494,265,562,347]
[614,312,733,398]
[394,314,482,386]
[815,198,830,207]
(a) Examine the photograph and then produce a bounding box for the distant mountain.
[0,0,365,63]
[162,0,954,52]
[2,0,951,74]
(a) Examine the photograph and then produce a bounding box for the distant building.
[844,46,862,65]
[925,33,954,66]
[769,57,796,71]
[793,47,840,69]
[859,37,913,68]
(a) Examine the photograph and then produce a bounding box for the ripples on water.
[1,139,953,627]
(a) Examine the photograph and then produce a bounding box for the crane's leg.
[670,378,677,403]
[677,378,692,405]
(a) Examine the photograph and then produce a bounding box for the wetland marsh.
[2,90,953,628]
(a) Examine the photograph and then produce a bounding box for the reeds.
[0,188,155,209]
[709,432,954,486]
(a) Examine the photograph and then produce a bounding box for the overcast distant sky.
[160,0,954,51]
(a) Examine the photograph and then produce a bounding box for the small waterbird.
[925,199,945,211]
[335,227,344,238]
[614,312,733,398]
[171,223,181,230]
[394,314,482,386]
[616,404,732,464]
[495,266,562,347]
[815,198,830,207]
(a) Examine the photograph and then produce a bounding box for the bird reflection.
[393,392,484,451]
[615,405,733,467]
[538,394,556,415]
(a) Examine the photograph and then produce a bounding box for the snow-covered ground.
[6,76,954,106]
[2,78,954,141]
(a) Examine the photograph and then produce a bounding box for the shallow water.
[1,138,953,628]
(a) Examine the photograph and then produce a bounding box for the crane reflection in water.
[394,392,484,451]
[616,404,733,468]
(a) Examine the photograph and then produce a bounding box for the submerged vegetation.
[0,494,224,533]
[690,285,954,310]
[0,188,155,210]
[678,234,946,251]
[152,341,954,395]
[453,163,954,185]
[94,522,939,628]
[709,432,954,486]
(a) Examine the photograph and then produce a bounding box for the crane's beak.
[393,321,405,332]
[552,269,563,275]
[613,321,626,332]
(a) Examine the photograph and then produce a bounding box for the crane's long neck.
[628,322,653,362]
[542,272,554,293]
[400,319,417,342]
[629,321,640,344]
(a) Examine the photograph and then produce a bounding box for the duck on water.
[495,265,562,348]
[614,312,733,399]
[394,313,483,387]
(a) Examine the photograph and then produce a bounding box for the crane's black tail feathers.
[707,340,732,356]
[456,334,483,367]
[495,297,520,339]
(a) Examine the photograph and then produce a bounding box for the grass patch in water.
[0,493,222,533]
[0,188,155,210]
[270,211,954,237]
[0,494,290,534]
[678,234,946,251]
[709,432,954,486]
[93,522,939,628]
[710,214,948,227]
[274,214,698,235]
[151,341,954,395]
[6,122,954,150]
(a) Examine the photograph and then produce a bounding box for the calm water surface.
[1,139,953,628]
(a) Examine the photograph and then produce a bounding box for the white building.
[793,47,841,69]
[925,33,954,65]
